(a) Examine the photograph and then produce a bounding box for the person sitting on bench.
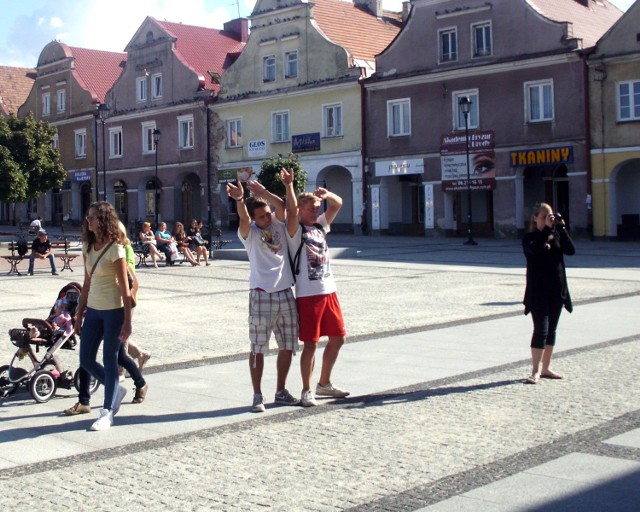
[28,229,58,276]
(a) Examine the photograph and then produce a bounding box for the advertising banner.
[440,130,496,191]
[247,139,267,158]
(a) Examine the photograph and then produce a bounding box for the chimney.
[354,0,383,18]
[402,1,411,22]
[223,18,249,43]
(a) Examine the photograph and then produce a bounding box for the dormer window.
[284,50,298,79]
[439,27,457,63]
[472,22,492,57]
[137,76,148,102]
[263,55,276,82]
[152,73,162,99]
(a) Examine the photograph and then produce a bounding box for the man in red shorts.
[282,168,350,407]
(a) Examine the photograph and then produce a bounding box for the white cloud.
[50,16,64,28]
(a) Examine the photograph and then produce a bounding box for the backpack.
[290,223,324,282]
[17,240,29,257]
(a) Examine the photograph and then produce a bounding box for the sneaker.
[113,384,127,416]
[138,351,151,370]
[316,382,350,398]
[64,402,91,416]
[132,383,148,404]
[275,388,301,406]
[252,393,266,413]
[52,272,59,276]
[300,389,317,407]
[90,408,113,431]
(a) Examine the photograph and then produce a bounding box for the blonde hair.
[142,221,151,229]
[529,202,552,232]
[118,221,130,245]
[297,192,320,208]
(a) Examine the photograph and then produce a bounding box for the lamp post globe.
[458,96,477,246]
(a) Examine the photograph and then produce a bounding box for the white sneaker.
[90,408,113,431]
[300,389,317,407]
[113,384,127,416]
[316,382,350,398]
[252,393,266,413]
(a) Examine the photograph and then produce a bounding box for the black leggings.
[530,303,563,349]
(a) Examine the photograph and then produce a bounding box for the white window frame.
[272,110,290,143]
[109,127,123,158]
[439,27,457,63]
[42,92,51,116]
[151,73,163,99]
[178,115,194,149]
[453,90,479,130]
[284,50,298,79]
[387,99,411,137]
[136,76,148,102]
[323,103,343,137]
[56,89,66,113]
[525,79,554,123]
[263,55,276,82]
[74,129,87,158]
[472,21,492,58]
[226,118,242,148]
[617,80,640,122]
[141,121,156,154]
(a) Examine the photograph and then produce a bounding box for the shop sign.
[440,130,496,192]
[248,139,267,158]
[292,132,320,153]
[217,167,254,183]
[73,170,92,182]
[509,146,573,167]
[374,158,424,177]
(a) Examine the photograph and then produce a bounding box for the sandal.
[525,374,540,385]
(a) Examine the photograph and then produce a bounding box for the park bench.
[3,239,79,276]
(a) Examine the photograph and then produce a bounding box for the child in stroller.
[0,282,99,403]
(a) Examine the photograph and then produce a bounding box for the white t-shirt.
[240,214,294,293]
[287,214,336,298]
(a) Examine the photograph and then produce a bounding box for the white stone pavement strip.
[0,296,639,510]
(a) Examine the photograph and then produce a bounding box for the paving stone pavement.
[0,233,639,511]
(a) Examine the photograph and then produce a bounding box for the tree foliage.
[0,113,66,204]
[257,153,307,198]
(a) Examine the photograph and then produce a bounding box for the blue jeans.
[79,307,124,411]
[28,253,57,274]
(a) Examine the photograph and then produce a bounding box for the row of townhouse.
[2,0,638,239]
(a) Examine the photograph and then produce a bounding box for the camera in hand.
[554,213,563,223]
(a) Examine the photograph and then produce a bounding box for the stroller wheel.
[30,370,57,403]
[73,368,100,395]
[0,364,24,398]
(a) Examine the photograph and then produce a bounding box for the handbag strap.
[89,241,114,276]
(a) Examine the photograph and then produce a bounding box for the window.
[284,50,298,79]
[472,22,492,57]
[178,115,194,149]
[42,92,51,116]
[323,103,343,137]
[263,55,276,82]
[114,180,127,216]
[151,73,163,99]
[387,99,411,137]
[439,28,457,63]
[74,129,86,158]
[617,80,640,121]
[226,118,242,148]
[272,111,289,143]
[109,127,122,158]
[525,80,554,122]
[142,122,156,153]
[136,76,148,102]
[56,90,66,113]
[454,91,479,130]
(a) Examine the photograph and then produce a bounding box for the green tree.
[257,153,307,198]
[0,113,66,207]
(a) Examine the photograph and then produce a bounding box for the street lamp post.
[459,96,477,246]
[153,129,161,228]
[97,103,110,201]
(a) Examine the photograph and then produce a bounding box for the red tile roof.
[311,0,402,65]
[0,66,36,115]
[68,46,127,104]
[154,19,247,93]
[527,0,624,48]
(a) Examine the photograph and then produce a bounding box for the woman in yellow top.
[74,201,133,431]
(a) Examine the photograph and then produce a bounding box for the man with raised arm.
[226,177,300,412]
[282,168,350,407]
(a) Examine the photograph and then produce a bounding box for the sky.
[0,0,636,68]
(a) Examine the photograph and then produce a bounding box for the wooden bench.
[4,239,78,275]
[209,229,232,255]
[133,240,191,267]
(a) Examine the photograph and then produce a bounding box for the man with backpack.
[282,169,350,407]
[226,176,300,412]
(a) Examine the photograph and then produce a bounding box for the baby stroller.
[0,282,100,403]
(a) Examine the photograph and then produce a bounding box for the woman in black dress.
[522,202,575,384]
